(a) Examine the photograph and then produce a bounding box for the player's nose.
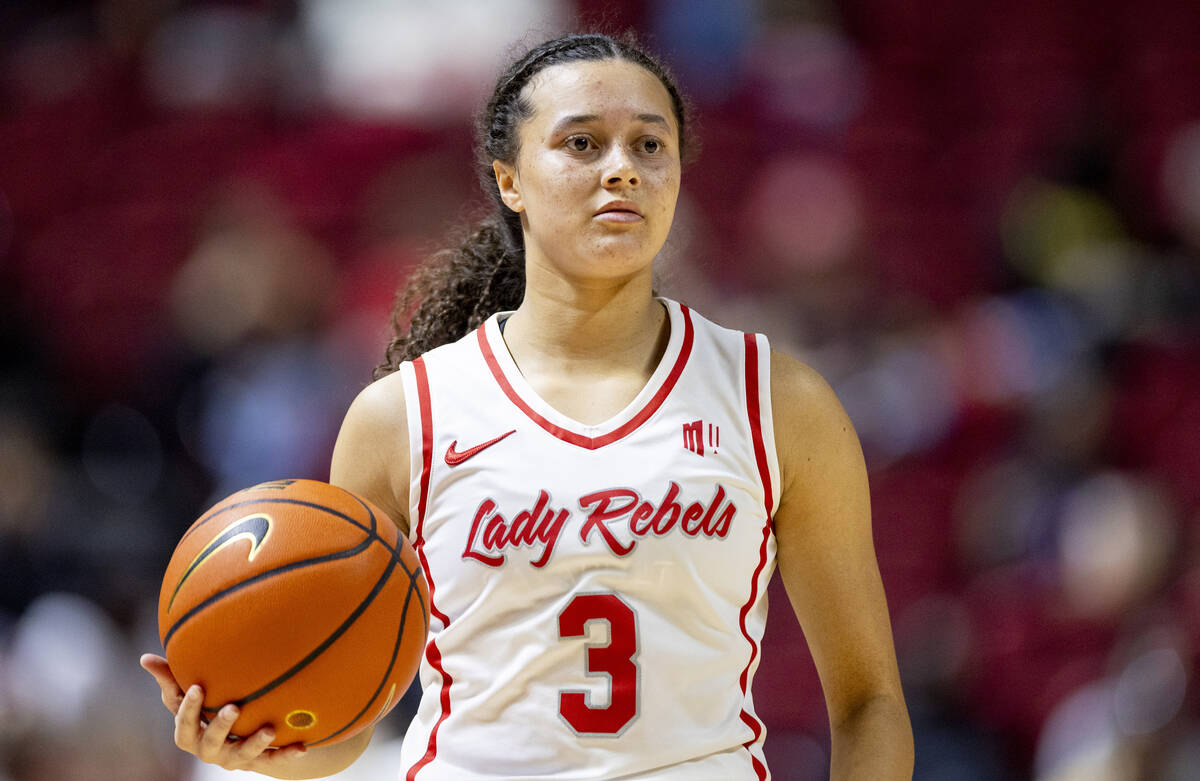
[601,146,639,188]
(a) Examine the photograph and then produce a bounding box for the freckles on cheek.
[652,176,681,219]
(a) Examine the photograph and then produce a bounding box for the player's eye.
[566,135,594,152]
[640,137,663,154]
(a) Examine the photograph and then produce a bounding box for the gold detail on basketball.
[286,710,317,729]
[371,684,399,725]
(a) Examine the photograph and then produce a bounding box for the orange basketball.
[157,479,428,748]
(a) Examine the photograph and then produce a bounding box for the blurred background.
[1,0,1199,778]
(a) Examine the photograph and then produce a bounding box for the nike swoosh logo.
[168,513,272,612]
[445,429,517,466]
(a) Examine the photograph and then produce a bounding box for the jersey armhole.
[747,333,782,520]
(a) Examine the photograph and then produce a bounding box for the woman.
[143,32,913,780]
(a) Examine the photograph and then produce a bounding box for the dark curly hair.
[374,32,692,378]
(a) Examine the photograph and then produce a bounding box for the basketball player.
[143,33,913,779]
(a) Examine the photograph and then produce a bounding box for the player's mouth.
[595,200,643,223]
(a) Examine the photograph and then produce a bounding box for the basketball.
[157,479,428,748]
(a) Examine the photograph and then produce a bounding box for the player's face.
[495,59,682,284]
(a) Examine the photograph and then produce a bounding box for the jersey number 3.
[557,593,639,736]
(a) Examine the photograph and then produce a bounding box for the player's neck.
[502,269,666,375]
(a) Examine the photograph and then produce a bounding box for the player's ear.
[493,160,524,213]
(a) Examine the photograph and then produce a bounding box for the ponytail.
[374,213,524,378]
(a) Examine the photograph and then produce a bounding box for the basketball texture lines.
[158,480,429,747]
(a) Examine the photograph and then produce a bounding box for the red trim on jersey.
[476,305,695,449]
[406,640,453,781]
[738,333,773,781]
[413,357,435,550]
[743,333,775,519]
[408,358,453,780]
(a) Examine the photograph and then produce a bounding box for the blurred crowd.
[2,0,1200,779]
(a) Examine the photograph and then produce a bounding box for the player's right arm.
[141,372,413,778]
[329,370,412,537]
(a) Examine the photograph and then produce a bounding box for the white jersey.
[396,299,781,780]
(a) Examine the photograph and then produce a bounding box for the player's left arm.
[769,349,914,780]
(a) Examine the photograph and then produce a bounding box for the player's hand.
[140,653,307,771]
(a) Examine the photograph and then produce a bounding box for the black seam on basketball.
[305,562,423,746]
[162,537,374,649]
[177,492,421,582]
[343,491,421,582]
[414,566,428,635]
[180,493,423,586]
[347,491,424,582]
[350,491,413,578]
[349,491,378,536]
[181,498,395,555]
[219,546,402,711]
[184,497,379,542]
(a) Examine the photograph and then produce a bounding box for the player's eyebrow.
[634,113,671,130]
[549,113,672,136]
[549,114,599,137]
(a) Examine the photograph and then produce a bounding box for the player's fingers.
[162,689,184,713]
[140,654,185,711]
[233,727,276,764]
[278,743,307,761]
[197,703,239,762]
[173,685,205,751]
[139,653,171,682]
[255,743,308,771]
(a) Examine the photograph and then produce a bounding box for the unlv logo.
[682,420,718,456]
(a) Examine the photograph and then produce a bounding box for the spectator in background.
[2,1,1200,779]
